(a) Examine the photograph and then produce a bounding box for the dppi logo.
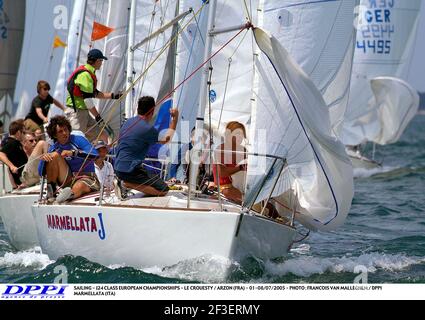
[2,285,67,299]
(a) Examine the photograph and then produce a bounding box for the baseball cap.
[87,49,108,61]
[94,140,108,149]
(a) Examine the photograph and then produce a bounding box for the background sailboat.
[342,0,422,169]
[0,0,25,129]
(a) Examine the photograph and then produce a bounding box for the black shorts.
[116,166,169,192]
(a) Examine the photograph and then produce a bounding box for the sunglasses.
[27,139,36,143]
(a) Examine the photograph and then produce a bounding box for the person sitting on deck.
[0,120,28,188]
[20,131,49,187]
[94,140,114,194]
[114,96,178,199]
[39,116,100,203]
[212,121,247,204]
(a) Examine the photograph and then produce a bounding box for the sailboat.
[0,0,36,250]
[29,0,354,277]
[0,0,87,250]
[342,0,421,169]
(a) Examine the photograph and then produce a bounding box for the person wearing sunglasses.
[20,131,49,188]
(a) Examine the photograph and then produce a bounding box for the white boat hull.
[31,199,296,272]
[0,194,39,250]
[349,154,382,170]
[0,167,14,194]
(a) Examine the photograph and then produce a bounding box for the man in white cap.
[65,48,122,142]
[94,140,114,193]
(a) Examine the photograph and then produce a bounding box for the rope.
[176,6,207,107]
[70,2,212,186]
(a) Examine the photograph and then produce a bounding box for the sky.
[13,0,425,108]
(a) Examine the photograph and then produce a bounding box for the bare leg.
[123,181,168,197]
[32,141,48,156]
[222,187,243,205]
[71,180,92,198]
[45,156,71,186]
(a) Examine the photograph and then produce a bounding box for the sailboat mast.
[188,0,218,198]
[125,0,137,119]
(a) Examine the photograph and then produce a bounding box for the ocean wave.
[153,254,241,283]
[353,166,398,179]
[264,253,425,278]
[0,248,52,270]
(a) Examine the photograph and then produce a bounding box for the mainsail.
[342,0,421,146]
[0,0,25,128]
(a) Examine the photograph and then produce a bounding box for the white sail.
[180,0,262,146]
[245,28,354,231]
[0,0,25,127]
[342,0,421,146]
[369,76,419,145]
[95,0,131,133]
[204,1,261,131]
[173,0,210,136]
[93,0,180,136]
[52,0,88,115]
[262,0,358,135]
[130,0,179,115]
[53,0,113,118]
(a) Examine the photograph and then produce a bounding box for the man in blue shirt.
[39,116,100,203]
[115,96,178,197]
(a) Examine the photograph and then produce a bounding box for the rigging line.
[87,3,209,138]
[252,83,295,140]
[191,5,206,46]
[243,0,252,23]
[217,60,232,128]
[176,6,208,107]
[139,0,172,99]
[104,1,210,122]
[112,25,250,148]
[215,28,251,127]
[309,0,343,76]
[138,2,160,98]
[317,33,354,94]
[74,1,212,179]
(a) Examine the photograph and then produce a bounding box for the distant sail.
[342,0,421,146]
[262,0,358,136]
[0,0,25,127]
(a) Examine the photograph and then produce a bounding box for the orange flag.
[91,22,115,41]
[53,35,67,48]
